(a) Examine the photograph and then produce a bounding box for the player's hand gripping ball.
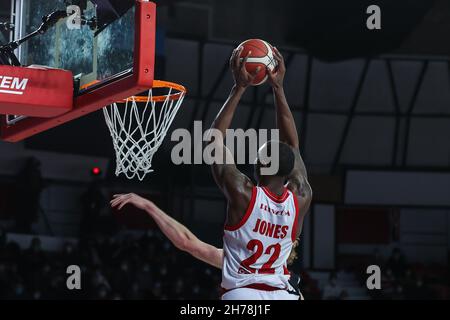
[237,39,278,86]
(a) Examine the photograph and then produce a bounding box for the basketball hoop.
[103,80,186,181]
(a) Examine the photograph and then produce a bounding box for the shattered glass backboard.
[16,0,135,95]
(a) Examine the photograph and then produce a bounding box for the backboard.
[0,0,155,142]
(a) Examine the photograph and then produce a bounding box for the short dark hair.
[255,141,295,177]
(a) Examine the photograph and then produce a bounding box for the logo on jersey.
[0,76,29,95]
[259,203,290,216]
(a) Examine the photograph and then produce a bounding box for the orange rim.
[119,80,187,104]
[80,80,187,104]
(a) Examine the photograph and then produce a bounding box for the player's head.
[254,140,295,182]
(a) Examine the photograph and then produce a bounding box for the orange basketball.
[237,39,278,86]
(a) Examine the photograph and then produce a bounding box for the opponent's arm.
[111,193,223,269]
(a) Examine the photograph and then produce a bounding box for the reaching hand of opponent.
[230,46,260,89]
[267,47,286,90]
[110,193,156,212]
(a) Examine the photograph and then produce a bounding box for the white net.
[103,84,186,181]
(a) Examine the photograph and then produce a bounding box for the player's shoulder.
[225,172,255,209]
[236,172,255,194]
[287,177,312,199]
[287,181,312,215]
[225,178,256,228]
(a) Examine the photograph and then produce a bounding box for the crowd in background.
[366,248,449,300]
[1,227,449,300]
[0,230,221,300]
[305,248,448,300]
[0,159,228,300]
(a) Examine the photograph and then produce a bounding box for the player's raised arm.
[267,47,299,149]
[210,47,258,136]
[267,48,312,236]
[207,48,258,211]
[110,194,223,269]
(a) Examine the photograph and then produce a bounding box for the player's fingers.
[272,49,283,63]
[110,198,123,207]
[111,194,129,205]
[273,47,283,60]
[118,199,130,210]
[234,47,243,68]
[274,54,282,65]
[121,193,133,200]
[273,48,285,69]
[230,49,237,67]
[111,194,127,205]
[266,66,276,79]
[241,50,252,69]
[110,199,121,208]
[274,54,283,68]
[110,196,122,203]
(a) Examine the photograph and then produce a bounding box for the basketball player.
[110,193,303,299]
[206,46,312,300]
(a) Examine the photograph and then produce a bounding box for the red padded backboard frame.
[0,0,155,142]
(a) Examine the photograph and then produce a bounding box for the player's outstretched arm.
[111,193,223,269]
[267,47,299,149]
[210,47,257,136]
[207,47,258,222]
[267,48,312,238]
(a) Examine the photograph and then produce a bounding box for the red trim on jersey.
[261,186,289,203]
[224,187,257,231]
[291,191,301,242]
[221,283,285,295]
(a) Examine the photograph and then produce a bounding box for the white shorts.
[221,287,300,300]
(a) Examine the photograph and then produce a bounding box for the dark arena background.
[0,0,449,302]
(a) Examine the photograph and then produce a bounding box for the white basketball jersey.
[221,186,300,291]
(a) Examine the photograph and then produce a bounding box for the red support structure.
[0,65,73,117]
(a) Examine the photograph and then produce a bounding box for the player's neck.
[258,177,285,196]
